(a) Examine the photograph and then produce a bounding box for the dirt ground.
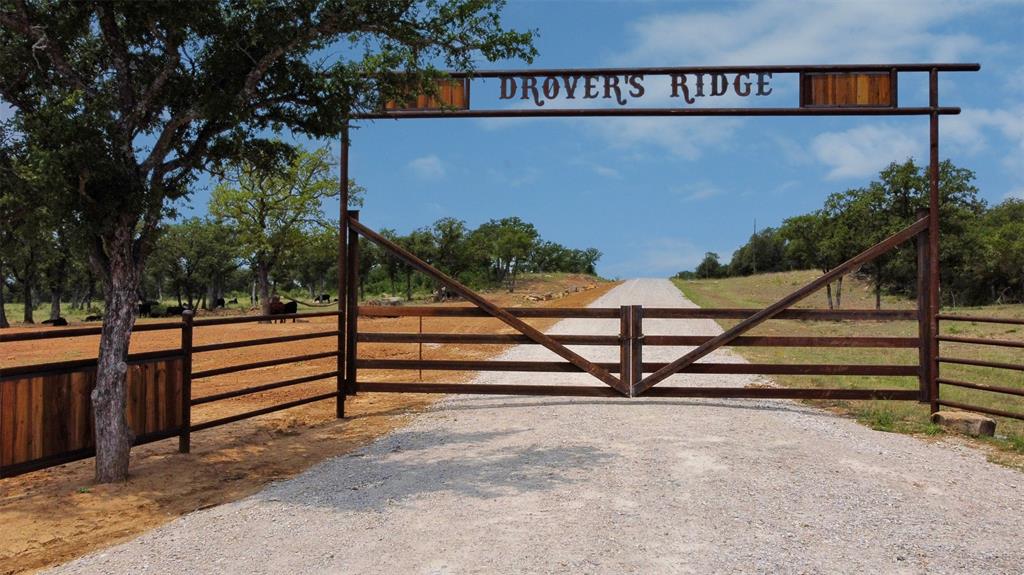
[0,275,617,575]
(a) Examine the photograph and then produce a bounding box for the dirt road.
[47,279,1024,574]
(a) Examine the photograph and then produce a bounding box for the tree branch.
[2,0,96,98]
[126,27,182,135]
[96,3,134,115]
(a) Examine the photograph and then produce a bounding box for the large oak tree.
[0,0,535,482]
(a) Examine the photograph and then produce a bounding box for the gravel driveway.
[50,279,1024,574]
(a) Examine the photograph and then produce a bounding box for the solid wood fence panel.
[1,356,183,476]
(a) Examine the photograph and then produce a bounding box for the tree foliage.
[0,0,535,482]
[676,159,1019,307]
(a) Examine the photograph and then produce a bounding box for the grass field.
[672,270,1024,467]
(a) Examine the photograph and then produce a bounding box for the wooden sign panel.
[384,78,469,111]
[800,72,896,107]
[1,356,183,475]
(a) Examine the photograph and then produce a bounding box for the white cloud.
[944,106,1024,157]
[407,155,445,180]
[812,124,923,180]
[1006,65,1024,94]
[618,1,984,67]
[486,166,541,188]
[593,164,621,179]
[944,105,1024,195]
[568,157,623,179]
[586,116,743,161]
[675,181,724,202]
[604,237,705,276]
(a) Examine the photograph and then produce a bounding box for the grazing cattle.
[313,293,331,303]
[268,298,298,323]
[84,314,103,322]
[165,306,185,317]
[227,298,238,304]
[214,297,226,308]
[433,286,460,302]
[41,317,68,327]
[136,300,159,317]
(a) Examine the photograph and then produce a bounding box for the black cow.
[227,298,238,304]
[214,297,226,308]
[84,314,103,322]
[165,306,185,317]
[313,293,331,303]
[41,317,68,326]
[137,300,159,317]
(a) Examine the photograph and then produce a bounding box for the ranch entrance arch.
[333,63,980,415]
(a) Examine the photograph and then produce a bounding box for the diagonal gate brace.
[633,215,930,395]
[349,218,629,395]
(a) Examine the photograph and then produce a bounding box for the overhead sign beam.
[357,63,979,120]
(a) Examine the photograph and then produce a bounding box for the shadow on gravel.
[254,428,617,511]
[433,396,829,417]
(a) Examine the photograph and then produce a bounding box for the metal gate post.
[619,306,631,394]
[928,69,941,414]
[179,309,194,453]
[619,305,644,397]
[629,305,644,397]
[337,122,349,418]
[346,210,361,396]
[915,208,931,403]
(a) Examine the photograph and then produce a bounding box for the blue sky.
[192,1,1020,277]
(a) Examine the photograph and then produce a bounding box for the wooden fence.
[0,310,342,478]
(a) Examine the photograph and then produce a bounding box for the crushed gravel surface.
[48,279,1024,574]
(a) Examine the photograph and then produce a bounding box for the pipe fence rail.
[934,314,1024,422]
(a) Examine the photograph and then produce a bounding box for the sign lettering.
[499,72,772,107]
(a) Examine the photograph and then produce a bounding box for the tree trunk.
[824,281,834,310]
[91,231,139,483]
[257,262,272,315]
[23,283,34,324]
[405,273,412,301]
[204,284,215,311]
[50,287,61,320]
[0,266,9,329]
[836,276,844,309]
[874,268,882,310]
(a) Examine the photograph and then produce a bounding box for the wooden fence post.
[179,309,194,453]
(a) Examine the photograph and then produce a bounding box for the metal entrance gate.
[333,62,981,415]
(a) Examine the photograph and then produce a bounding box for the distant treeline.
[1,144,601,325]
[0,211,600,323]
[674,159,1024,308]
